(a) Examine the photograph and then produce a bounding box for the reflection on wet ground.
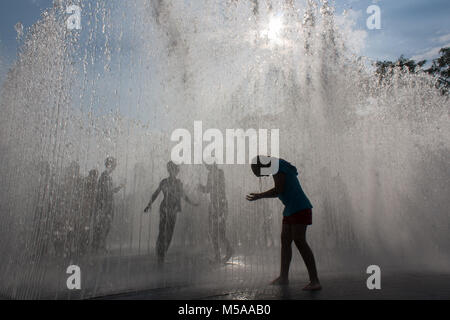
[3,248,449,300]
[102,272,450,300]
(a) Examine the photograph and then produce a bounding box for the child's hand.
[144,204,152,213]
[246,193,261,202]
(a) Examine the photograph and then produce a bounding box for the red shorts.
[283,208,312,225]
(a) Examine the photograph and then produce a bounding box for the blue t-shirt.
[276,159,313,217]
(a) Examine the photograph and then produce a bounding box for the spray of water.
[0,0,448,299]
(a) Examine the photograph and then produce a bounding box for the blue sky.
[338,0,450,62]
[1,0,449,77]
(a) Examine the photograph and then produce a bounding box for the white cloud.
[411,32,450,62]
[412,42,450,62]
[433,33,450,44]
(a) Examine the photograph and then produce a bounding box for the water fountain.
[0,0,448,299]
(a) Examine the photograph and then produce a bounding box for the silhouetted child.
[199,163,233,263]
[77,169,98,255]
[246,156,321,291]
[144,161,198,265]
[93,157,124,253]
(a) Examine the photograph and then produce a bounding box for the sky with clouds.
[0,0,449,78]
[337,0,450,63]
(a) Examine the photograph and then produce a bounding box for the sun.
[259,14,285,47]
[267,16,283,41]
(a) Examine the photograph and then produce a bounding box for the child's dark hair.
[167,161,180,175]
[251,156,273,177]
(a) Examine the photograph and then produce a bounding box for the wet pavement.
[100,271,450,300]
[2,248,449,300]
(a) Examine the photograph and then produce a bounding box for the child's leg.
[164,213,177,254]
[218,217,233,262]
[292,225,321,289]
[281,224,293,279]
[272,224,292,284]
[209,213,220,261]
[156,211,167,264]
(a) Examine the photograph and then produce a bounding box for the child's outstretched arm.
[246,173,285,201]
[198,173,212,194]
[113,182,126,194]
[144,182,162,212]
[184,194,199,206]
[183,183,199,206]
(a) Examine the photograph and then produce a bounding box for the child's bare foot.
[271,277,289,286]
[302,281,322,291]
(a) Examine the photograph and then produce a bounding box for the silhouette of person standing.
[144,161,198,265]
[199,163,233,263]
[93,157,124,253]
[247,156,321,291]
[77,169,98,255]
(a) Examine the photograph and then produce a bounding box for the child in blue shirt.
[247,156,321,291]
